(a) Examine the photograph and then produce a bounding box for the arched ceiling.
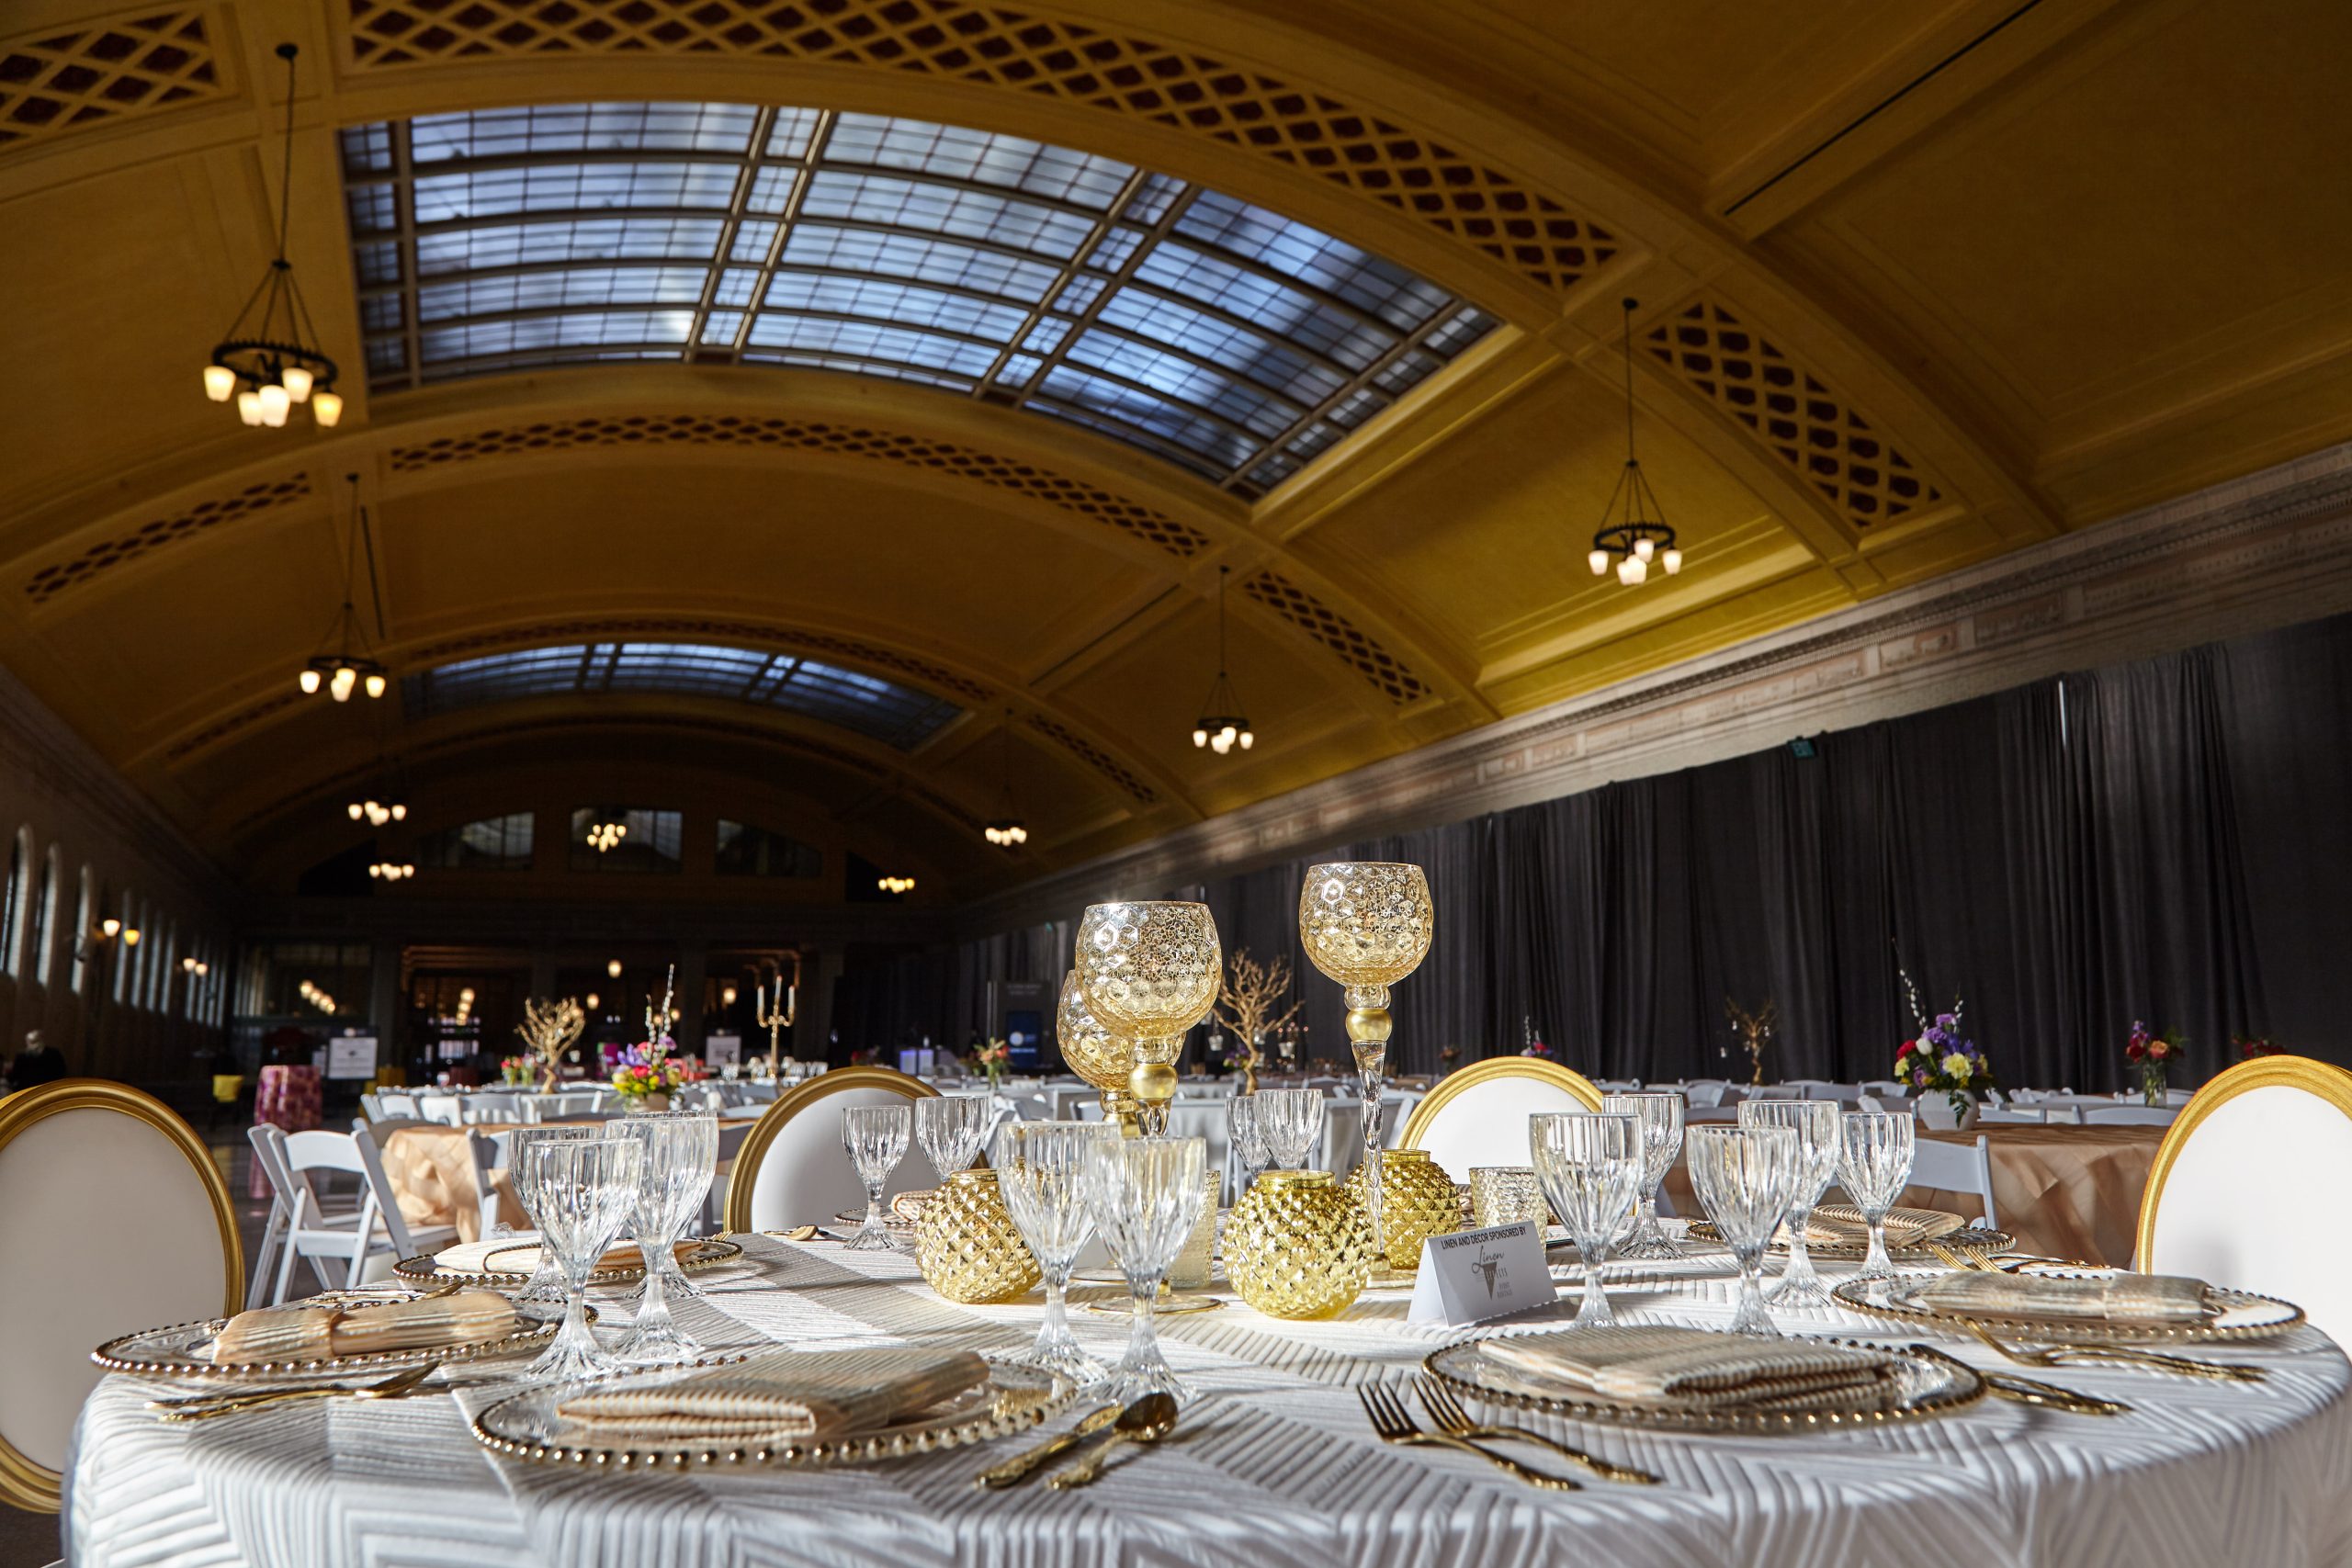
[4,0,2348,901]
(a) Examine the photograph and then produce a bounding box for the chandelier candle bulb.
[236,391,263,426]
[282,366,312,402]
[365,672,387,699]
[258,383,289,425]
[202,364,234,401]
[311,390,342,426]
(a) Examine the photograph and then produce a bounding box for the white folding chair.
[1396,1059,1603,1182]
[272,1127,456,1298]
[2082,1105,2179,1125]
[2139,1057,2352,1343]
[464,1091,520,1125]
[1905,1133,1998,1231]
[1680,1081,1727,1108]
[464,1129,521,1240]
[357,1092,384,1122]
[417,1094,466,1127]
[0,1083,241,1515]
[378,1092,418,1118]
[1860,1079,1911,1100]
[1978,1105,2048,1124]
[723,1067,939,1231]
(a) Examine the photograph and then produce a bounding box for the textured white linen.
[65,1236,2352,1568]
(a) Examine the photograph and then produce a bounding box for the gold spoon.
[1047,1393,1180,1489]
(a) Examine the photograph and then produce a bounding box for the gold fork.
[1959,1320,2265,1383]
[152,1359,443,1421]
[1415,1377,1659,1484]
[1904,1342,2130,1417]
[1356,1382,1577,1491]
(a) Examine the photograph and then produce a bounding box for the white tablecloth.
[66,1237,2352,1567]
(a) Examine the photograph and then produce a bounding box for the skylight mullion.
[1078,316,1324,422]
[970,165,1147,395]
[687,106,775,358]
[408,206,739,239]
[730,108,834,362]
[1114,276,1358,380]
[392,120,424,391]
[1010,185,1201,422]
[1216,293,1477,487]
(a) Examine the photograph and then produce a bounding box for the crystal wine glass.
[996,1121,1116,1384]
[1687,1123,1801,1336]
[1739,1099,1842,1308]
[1227,1095,1272,1191]
[1298,863,1433,1269]
[1253,1088,1325,1170]
[916,1094,991,1181]
[616,1111,718,1364]
[1601,1091,1686,1259]
[1080,1135,1207,1404]
[1074,904,1220,1136]
[1530,1111,1643,1325]
[505,1123,603,1320]
[522,1134,644,1382]
[1838,1111,1917,1289]
[842,1103,912,1251]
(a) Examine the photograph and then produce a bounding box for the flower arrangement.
[1520,1017,1554,1058]
[2234,1033,2283,1061]
[499,1055,533,1087]
[970,1037,1010,1088]
[611,1040,684,1100]
[1893,967,1992,1120]
[2126,1021,2184,1105]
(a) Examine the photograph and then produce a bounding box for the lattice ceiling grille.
[23,475,311,605]
[1238,570,1430,705]
[335,0,1611,293]
[1645,299,1943,529]
[388,412,1209,558]
[0,8,224,149]
[343,100,1498,499]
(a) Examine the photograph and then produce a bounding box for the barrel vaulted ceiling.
[3,0,2346,897]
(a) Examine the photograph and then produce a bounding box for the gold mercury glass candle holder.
[1470,1166,1551,1230]
[1298,862,1433,1279]
[1056,969,1141,1135]
[1074,902,1220,1137]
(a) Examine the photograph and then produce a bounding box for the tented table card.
[1406,1221,1557,1326]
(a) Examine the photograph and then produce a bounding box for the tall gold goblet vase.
[1056,970,1142,1136]
[1298,863,1433,1276]
[1074,903,1221,1137]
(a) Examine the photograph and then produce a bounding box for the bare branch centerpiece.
[1724,997,1776,1087]
[514,998,585,1093]
[1212,949,1303,1095]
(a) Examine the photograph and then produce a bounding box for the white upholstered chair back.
[1398,1060,1603,1181]
[2140,1058,2352,1346]
[724,1068,938,1232]
[0,1082,240,1512]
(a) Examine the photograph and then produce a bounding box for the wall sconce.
[122,927,141,947]
[721,984,739,1007]
[606,959,623,978]
[99,918,122,939]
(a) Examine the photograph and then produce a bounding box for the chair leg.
[247,1200,287,1310]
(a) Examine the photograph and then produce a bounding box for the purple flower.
[1912,1069,1929,1089]
[1936,1012,1957,1030]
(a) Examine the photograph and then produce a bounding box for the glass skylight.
[342,103,1497,498]
[401,642,963,751]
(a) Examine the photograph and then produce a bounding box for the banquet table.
[65,1235,2352,1567]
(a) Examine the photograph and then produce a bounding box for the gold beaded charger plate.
[1830,1269,2304,1345]
[393,1236,743,1289]
[1423,1337,1985,1435]
[1685,1222,2016,1260]
[92,1293,564,1384]
[471,1358,1069,1469]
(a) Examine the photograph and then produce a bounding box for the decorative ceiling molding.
[1024,713,1153,805]
[0,6,225,152]
[22,473,312,606]
[1238,569,1430,705]
[334,0,1613,294]
[1645,297,1944,531]
[389,413,1211,559]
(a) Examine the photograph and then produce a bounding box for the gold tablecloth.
[381,1124,526,1244]
[1664,1122,2167,1267]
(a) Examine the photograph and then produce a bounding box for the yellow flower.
[1941,1052,1972,1083]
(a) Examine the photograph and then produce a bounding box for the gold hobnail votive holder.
[1224,1168,1374,1320]
[1470,1166,1551,1230]
[1346,1148,1462,1270]
[1167,1170,1224,1290]
[914,1169,1041,1304]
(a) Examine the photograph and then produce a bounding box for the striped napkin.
[212,1290,516,1363]
[1480,1326,1900,1413]
[558,1347,990,1439]
[435,1237,702,1275]
[1917,1269,2211,1324]
[1786,1206,1969,1249]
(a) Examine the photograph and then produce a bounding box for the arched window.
[69,864,94,995]
[2,828,28,976]
[28,846,57,987]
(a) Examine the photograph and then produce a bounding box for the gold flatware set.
[1925,1242,2266,1382]
[974,1394,1176,1490]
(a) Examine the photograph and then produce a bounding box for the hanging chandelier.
[586,818,628,852]
[202,44,342,430]
[1588,298,1683,587]
[982,710,1028,848]
[877,874,916,895]
[300,475,389,700]
[1191,564,1255,754]
[346,745,409,826]
[367,860,414,880]
[346,795,407,827]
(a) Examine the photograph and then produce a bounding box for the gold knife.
[974,1404,1122,1488]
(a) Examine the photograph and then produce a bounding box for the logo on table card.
[1413,1222,1556,1326]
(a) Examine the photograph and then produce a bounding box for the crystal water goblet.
[1839,1111,1917,1288]
[1080,1135,1207,1404]
[916,1094,992,1181]
[842,1103,912,1251]
[504,1124,601,1320]
[1227,1095,1272,1191]
[1602,1091,1686,1259]
[1531,1111,1643,1325]
[616,1111,718,1364]
[996,1121,1117,1384]
[1254,1088,1325,1170]
[1688,1123,1801,1336]
[522,1134,644,1382]
[1739,1099,1842,1308]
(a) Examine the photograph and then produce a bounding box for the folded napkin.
[1785,1206,1969,1249]
[212,1290,515,1364]
[558,1347,989,1439]
[1916,1269,2210,1324]
[888,1190,934,1223]
[468,1238,704,1275]
[1480,1326,1900,1413]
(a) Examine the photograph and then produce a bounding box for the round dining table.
[64,1232,2351,1566]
